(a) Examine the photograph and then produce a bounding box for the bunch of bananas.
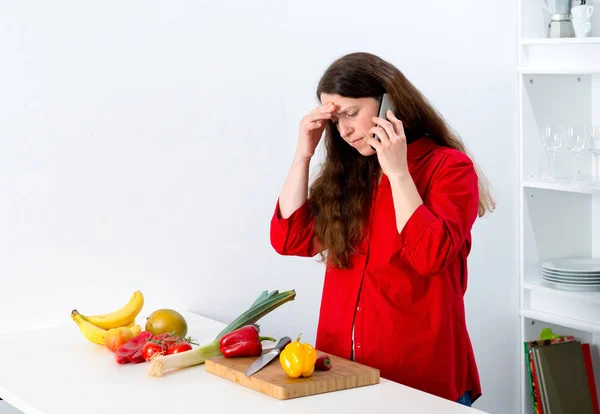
[71,290,144,345]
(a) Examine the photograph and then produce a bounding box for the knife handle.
[274,336,292,352]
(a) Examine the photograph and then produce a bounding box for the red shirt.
[270,136,482,403]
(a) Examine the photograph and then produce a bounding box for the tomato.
[167,342,192,355]
[142,342,165,361]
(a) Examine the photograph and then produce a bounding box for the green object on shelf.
[540,328,560,340]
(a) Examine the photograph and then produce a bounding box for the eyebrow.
[333,106,357,116]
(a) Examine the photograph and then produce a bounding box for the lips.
[349,137,363,146]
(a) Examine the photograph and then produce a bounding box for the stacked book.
[525,336,599,413]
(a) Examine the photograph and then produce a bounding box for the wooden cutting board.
[205,350,380,400]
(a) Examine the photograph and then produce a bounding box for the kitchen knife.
[245,336,291,377]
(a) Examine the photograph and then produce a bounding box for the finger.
[386,111,406,139]
[310,102,336,115]
[367,137,382,151]
[304,120,328,132]
[309,105,323,114]
[301,113,331,130]
[307,121,325,131]
[369,126,390,144]
[306,112,332,123]
[372,116,396,142]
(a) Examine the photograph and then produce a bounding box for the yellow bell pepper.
[279,335,317,378]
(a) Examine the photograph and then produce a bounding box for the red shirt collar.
[407,136,439,161]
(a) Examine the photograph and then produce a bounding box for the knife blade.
[245,336,291,377]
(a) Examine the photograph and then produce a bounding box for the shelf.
[524,281,600,305]
[519,309,600,333]
[518,3,600,412]
[522,179,600,195]
[518,66,600,74]
[521,37,600,45]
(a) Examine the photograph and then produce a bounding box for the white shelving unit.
[518,0,600,413]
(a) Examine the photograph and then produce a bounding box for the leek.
[148,289,296,377]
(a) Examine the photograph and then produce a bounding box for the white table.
[0,312,488,414]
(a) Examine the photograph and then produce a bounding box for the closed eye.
[331,111,358,124]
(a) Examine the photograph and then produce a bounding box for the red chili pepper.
[315,354,331,371]
[219,325,276,358]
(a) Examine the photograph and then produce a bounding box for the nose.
[338,121,353,139]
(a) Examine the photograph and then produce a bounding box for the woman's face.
[320,93,380,157]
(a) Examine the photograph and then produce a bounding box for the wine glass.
[565,126,586,183]
[541,125,563,181]
[587,126,600,186]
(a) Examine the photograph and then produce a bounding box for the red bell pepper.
[315,354,332,371]
[115,331,153,364]
[219,325,276,358]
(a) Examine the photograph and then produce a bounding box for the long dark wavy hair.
[308,52,495,269]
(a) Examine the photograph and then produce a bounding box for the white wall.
[0,1,518,413]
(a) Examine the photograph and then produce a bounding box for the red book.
[582,343,599,414]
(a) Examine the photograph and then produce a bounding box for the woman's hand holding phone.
[295,102,336,161]
[368,110,410,180]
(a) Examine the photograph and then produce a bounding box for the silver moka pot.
[543,0,576,37]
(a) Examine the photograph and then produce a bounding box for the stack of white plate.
[541,258,600,292]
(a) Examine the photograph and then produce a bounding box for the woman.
[269,52,494,407]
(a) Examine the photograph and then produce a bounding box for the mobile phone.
[372,93,393,150]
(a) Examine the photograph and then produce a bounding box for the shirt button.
[356,306,362,312]
[356,343,361,349]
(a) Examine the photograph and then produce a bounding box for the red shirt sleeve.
[270,199,320,257]
[392,150,479,276]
